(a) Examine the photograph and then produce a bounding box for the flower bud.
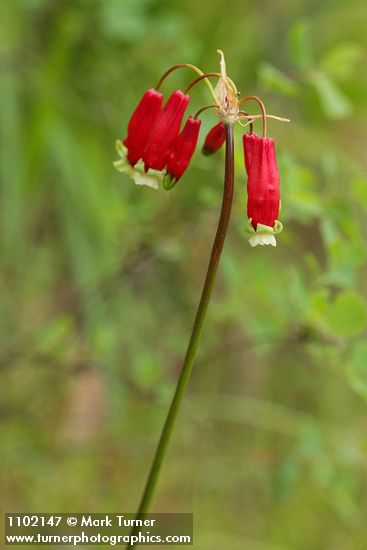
[164,115,201,189]
[123,89,163,166]
[143,90,190,172]
[202,122,226,156]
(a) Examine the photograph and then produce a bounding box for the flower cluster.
[114,51,288,246]
[114,88,200,191]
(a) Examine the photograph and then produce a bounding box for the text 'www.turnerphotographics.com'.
[5,513,193,546]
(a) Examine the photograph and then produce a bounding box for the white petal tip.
[114,148,162,189]
[133,172,159,189]
[248,226,277,247]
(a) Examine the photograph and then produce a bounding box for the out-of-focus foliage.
[1,0,367,548]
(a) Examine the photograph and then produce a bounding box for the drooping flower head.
[114,50,288,246]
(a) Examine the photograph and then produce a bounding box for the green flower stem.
[127,124,234,549]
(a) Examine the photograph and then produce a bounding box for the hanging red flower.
[123,89,163,167]
[164,115,201,189]
[243,133,282,247]
[142,90,190,172]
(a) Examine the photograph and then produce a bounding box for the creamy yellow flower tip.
[133,170,159,189]
[245,221,283,247]
[249,230,277,247]
[113,140,162,190]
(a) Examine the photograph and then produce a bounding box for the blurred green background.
[1,0,367,548]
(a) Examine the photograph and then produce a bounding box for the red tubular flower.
[243,132,257,174]
[243,133,282,246]
[163,116,201,189]
[123,89,163,166]
[202,122,226,155]
[143,90,190,172]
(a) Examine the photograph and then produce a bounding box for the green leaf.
[324,291,367,338]
[288,20,314,70]
[308,70,353,119]
[258,62,300,97]
[352,179,367,211]
[346,342,367,401]
[278,155,322,223]
[309,288,329,319]
[321,42,363,81]
[99,0,153,42]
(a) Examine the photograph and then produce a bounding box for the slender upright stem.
[127,124,235,549]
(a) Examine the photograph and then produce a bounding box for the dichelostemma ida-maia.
[114,50,289,247]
